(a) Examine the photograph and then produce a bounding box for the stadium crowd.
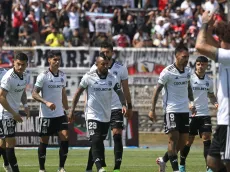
[0,0,228,48]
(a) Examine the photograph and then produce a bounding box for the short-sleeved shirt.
[0,68,27,119]
[215,48,230,125]
[45,33,64,47]
[34,69,67,118]
[190,73,214,116]
[158,63,191,113]
[90,60,128,110]
[81,70,121,122]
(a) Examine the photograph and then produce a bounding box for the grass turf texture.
[0,148,206,172]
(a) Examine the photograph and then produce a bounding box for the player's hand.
[122,105,127,117]
[13,113,23,123]
[67,112,75,123]
[148,110,157,122]
[24,107,30,119]
[126,109,133,120]
[190,106,197,117]
[45,101,56,111]
[214,103,218,109]
[202,10,214,24]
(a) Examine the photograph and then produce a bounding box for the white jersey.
[0,68,27,119]
[80,70,121,122]
[34,69,67,118]
[90,60,128,110]
[158,64,191,113]
[190,73,214,116]
[215,48,230,125]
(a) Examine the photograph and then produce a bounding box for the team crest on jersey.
[206,82,209,87]
[113,71,118,75]
[187,73,190,79]
[61,78,64,83]
[108,81,112,86]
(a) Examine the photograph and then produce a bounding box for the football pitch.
[0,147,207,172]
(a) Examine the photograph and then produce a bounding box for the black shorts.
[87,119,110,141]
[110,109,124,130]
[189,116,212,137]
[208,125,230,161]
[38,115,68,137]
[0,120,4,138]
[2,118,16,138]
[164,112,189,134]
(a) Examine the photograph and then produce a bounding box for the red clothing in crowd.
[12,11,23,28]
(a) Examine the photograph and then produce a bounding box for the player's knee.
[112,128,122,135]
[91,135,102,146]
[113,134,122,144]
[60,141,69,154]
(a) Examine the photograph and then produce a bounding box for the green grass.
[0,148,206,172]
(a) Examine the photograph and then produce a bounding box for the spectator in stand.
[46,0,59,20]
[18,20,34,46]
[203,0,219,13]
[112,29,130,47]
[62,20,72,46]
[132,26,152,47]
[29,0,42,24]
[123,14,136,42]
[65,1,80,31]
[153,33,168,47]
[112,8,122,35]
[92,32,112,47]
[12,3,24,45]
[40,17,56,45]
[69,29,83,47]
[45,25,64,47]
[180,0,196,26]
[0,4,6,47]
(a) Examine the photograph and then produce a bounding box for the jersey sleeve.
[1,75,11,92]
[208,78,214,93]
[113,77,121,92]
[216,48,230,65]
[120,66,129,81]
[79,74,88,88]
[158,69,169,85]
[63,74,67,87]
[89,64,97,72]
[35,73,45,88]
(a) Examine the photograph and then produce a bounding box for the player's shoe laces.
[113,170,120,172]
[98,167,106,172]
[156,157,166,172]
[57,167,66,172]
[3,164,12,172]
[179,165,186,172]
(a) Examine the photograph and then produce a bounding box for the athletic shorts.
[208,125,230,161]
[189,116,212,137]
[110,109,124,130]
[38,115,68,137]
[164,112,189,134]
[2,118,16,138]
[87,119,110,141]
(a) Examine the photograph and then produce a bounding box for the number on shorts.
[42,119,50,127]
[6,119,14,127]
[169,113,175,122]
[88,122,97,130]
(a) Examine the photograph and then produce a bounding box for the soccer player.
[0,53,29,172]
[32,50,69,172]
[85,42,133,172]
[195,10,230,172]
[148,43,196,172]
[0,68,11,172]
[179,56,218,172]
[69,52,127,172]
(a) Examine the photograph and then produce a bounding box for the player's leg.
[207,125,227,172]
[85,146,94,172]
[88,120,109,172]
[38,117,51,172]
[180,117,197,169]
[110,109,124,172]
[3,118,19,172]
[57,116,69,172]
[0,139,11,172]
[0,120,11,171]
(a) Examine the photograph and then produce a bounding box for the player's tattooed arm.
[151,83,164,111]
[62,87,69,110]
[21,90,27,105]
[208,92,218,106]
[115,89,126,107]
[70,87,85,114]
[32,86,48,104]
[188,81,194,102]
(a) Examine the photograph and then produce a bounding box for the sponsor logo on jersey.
[94,88,111,91]
[174,81,188,85]
[192,87,209,91]
[14,88,25,92]
[48,85,65,88]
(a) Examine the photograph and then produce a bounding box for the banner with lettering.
[15,110,139,147]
